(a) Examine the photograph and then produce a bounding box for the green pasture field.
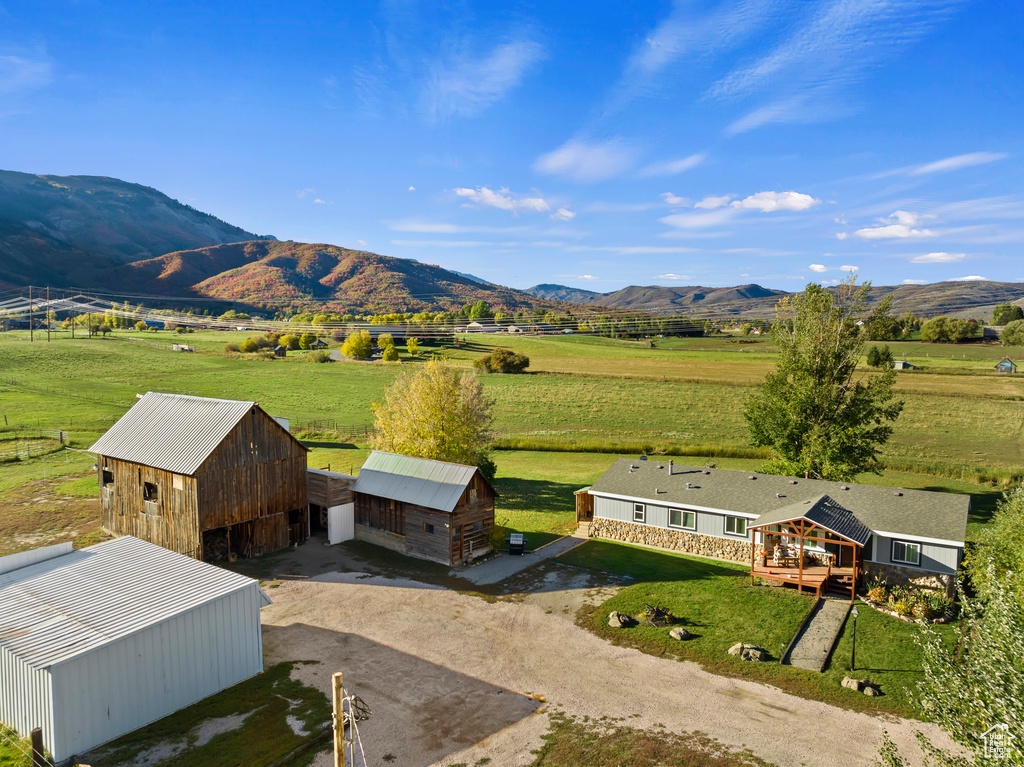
[0,329,1019,540]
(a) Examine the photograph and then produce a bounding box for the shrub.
[305,350,332,364]
[280,334,301,350]
[867,584,889,603]
[926,593,955,619]
[239,338,260,354]
[406,337,420,356]
[912,602,934,621]
[134,320,148,332]
[224,342,241,352]
[892,599,912,616]
[382,344,400,362]
[377,332,394,349]
[474,348,530,374]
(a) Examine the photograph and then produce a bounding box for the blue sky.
[3,0,1022,292]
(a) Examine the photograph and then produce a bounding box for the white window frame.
[668,508,696,531]
[724,516,747,537]
[891,539,921,566]
[633,503,646,523]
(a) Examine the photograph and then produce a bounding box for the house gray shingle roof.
[0,536,269,670]
[589,459,969,544]
[748,494,873,545]
[89,392,299,475]
[352,451,478,513]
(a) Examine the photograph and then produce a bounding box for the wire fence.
[0,726,56,767]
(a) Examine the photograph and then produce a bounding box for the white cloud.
[577,274,601,281]
[840,265,859,273]
[313,198,325,204]
[387,219,526,234]
[730,191,820,213]
[950,275,988,282]
[534,138,638,183]
[0,53,53,96]
[661,192,688,206]
[808,264,827,273]
[909,152,1008,176]
[453,186,550,215]
[422,39,544,121]
[550,207,576,221]
[911,252,965,264]
[656,273,693,281]
[567,245,695,255]
[902,279,928,284]
[639,153,706,177]
[408,186,416,191]
[297,188,315,199]
[660,208,737,230]
[695,195,732,210]
[851,210,938,239]
[391,240,493,248]
[585,201,659,213]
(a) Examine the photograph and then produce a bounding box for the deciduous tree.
[371,358,495,476]
[341,329,372,359]
[743,278,903,480]
[381,344,400,362]
[1001,319,1024,347]
[406,337,420,356]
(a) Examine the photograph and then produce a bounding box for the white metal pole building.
[0,537,271,761]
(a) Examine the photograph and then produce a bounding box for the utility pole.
[29,286,33,342]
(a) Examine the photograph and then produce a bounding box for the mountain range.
[2,169,1023,319]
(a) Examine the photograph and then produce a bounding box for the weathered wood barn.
[90,392,308,560]
[351,451,496,565]
[307,467,355,544]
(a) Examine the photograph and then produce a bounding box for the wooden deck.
[752,563,854,597]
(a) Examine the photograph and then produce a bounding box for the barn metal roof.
[351,451,478,512]
[0,536,269,670]
[89,392,291,475]
[747,495,873,545]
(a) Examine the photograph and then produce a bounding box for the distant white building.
[0,537,270,761]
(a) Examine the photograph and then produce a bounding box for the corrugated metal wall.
[0,648,53,746]
[46,583,264,761]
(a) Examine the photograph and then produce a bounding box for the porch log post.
[797,521,805,594]
[851,544,858,603]
[750,539,755,585]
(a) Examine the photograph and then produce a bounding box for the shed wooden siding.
[307,470,354,508]
[98,461,202,558]
[867,534,959,574]
[593,496,753,541]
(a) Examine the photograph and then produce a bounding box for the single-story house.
[586,459,968,596]
[892,360,915,370]
[466,321,502,333]
[0,537,269,762]
[996,357,1017,374]
[90,392,308,560]
[351,451,496,565]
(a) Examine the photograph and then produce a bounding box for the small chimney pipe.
[669,459,673,475]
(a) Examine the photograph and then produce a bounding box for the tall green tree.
[1001,320,1024,347]
[743,278,904,480]
[371,358,495,476]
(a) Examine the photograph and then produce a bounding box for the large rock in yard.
[728,642,768,661]
[863,683,882,697]
[727,642,745,656]
[608,611,633,628]
[669,627,692,641]
[841,677,864,692]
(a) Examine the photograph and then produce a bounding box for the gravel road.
[261,567,952,767]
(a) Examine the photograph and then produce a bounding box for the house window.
[668,509,696,530]
[891,540,920,566]
[725,516,747,537]
[143,482,159,501]
[633,503,646,523]
[423,522,435,534]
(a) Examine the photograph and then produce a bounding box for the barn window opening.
[143,482,159,501]
[469,487,478,502]
[102,470,114,486]
[423,522,435,534]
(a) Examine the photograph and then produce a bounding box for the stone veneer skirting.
[864,561,954,595]
[590,518,750,563]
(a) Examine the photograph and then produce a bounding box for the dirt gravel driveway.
[261,570,950,767]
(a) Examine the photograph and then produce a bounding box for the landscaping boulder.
[862,681,882,697]
[669,627,692,641]
[841,677,864,692]
[728,642,768,661]
[608,611,634,628]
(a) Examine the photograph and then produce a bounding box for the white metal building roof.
[0,536,269,670]
[89,391,290,475]
[351,450,478,512]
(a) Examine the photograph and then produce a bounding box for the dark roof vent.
[704,470,711,475]
[893,491,903,497]
[775,493,783,498]
[658,464,664,469]
[639,455,648,461]
[686,482,692,489]
[841,486,849,490]
[788,480,798,485]
[749,476,756,480]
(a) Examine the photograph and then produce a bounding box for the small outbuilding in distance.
[995,357,1018,374]
[0,537,270,762]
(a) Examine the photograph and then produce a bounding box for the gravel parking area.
[261,564,953,767]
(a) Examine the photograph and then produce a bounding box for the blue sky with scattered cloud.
[2,1,1022,291]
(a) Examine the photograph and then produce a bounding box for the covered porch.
[747,494,872,603]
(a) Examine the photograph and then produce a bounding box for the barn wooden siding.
[98,461,202,558]
[99,408,307,559]
[307,470,354,508]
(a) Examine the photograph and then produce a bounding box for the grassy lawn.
[559,540,953,718]
[0,727,34,767]
[84,662,329,767]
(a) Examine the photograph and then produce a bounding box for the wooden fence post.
[333,672,345,767]
[30,727,44,767]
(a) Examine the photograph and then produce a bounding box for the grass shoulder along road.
[557,539,953,719]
